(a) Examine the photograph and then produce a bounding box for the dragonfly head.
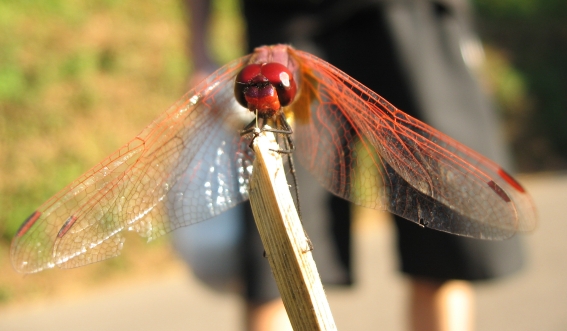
[235,63,297,118]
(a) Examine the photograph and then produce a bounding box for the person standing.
[175,1,525,330]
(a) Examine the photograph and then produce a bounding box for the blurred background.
[0,0,566,330]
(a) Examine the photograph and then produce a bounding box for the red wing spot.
[488,181,511,202]
[57,215,78,238]
[15,211,42,237]
[498,168,526,193]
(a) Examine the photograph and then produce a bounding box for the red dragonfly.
[11,44,536,274]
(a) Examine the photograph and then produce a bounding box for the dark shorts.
[242,196,524,305]
[239,0,524,304]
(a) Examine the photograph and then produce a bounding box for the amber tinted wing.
[289,49,536,239]
[11,55,255,273]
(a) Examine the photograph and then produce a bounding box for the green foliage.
[210,0,245,63]
[0,0,245,246]
[474,0,567,20]
[0,286,12,304]
[473,0,567,171]
[0,1,202,242]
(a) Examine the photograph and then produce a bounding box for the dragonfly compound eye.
[234,63,297,116]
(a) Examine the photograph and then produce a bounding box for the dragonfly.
[11,44,537,274]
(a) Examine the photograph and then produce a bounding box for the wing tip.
[14,211,42,238]
[498,168,526,193]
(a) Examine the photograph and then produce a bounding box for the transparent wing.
[289,49,536,239]
[12,44,538,274]
[11,55,255,273]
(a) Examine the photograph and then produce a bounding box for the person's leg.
[247,299,292,331]
[409,278,474,331]
[395,214,522,331]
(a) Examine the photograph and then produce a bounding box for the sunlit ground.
[1,173,566,330]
